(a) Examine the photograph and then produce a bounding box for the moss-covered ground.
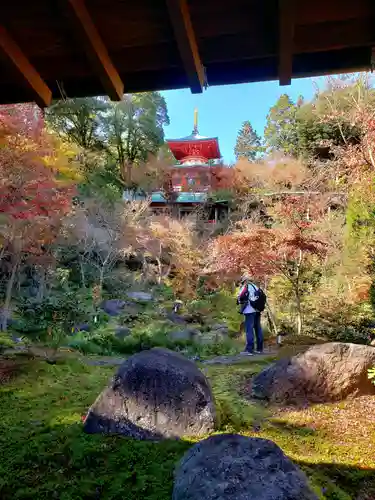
[1,354,374,499]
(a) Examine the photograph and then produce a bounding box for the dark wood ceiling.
[0,0,374,106]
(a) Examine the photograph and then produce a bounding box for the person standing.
[237,277,265,355]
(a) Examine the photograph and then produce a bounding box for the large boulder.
[84,347,216,440]
[173,434,318,500]
[252,342,375,404]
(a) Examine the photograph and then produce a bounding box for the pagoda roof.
[167,133,221,161]
[167,132,218,142]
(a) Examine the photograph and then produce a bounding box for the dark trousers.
[244,312,263,353]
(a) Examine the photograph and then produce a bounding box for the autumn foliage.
[0,104,77,249]
[208,197,328,279]
[0,104,77,329]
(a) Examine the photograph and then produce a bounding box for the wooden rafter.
[0,25,52,108]
[278,0,294,86]
[166,0,205,93]
[66,0,123,100]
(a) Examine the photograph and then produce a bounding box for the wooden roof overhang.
[1,0,375,107]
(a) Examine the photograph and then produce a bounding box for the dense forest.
[1,75,375,356]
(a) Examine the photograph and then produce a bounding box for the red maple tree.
[0,104,77,329]
[207,197,329,334]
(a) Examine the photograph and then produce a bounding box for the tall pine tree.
[234,121,261,161]
[264,94,300,156]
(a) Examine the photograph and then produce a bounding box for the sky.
[161,76,328,164]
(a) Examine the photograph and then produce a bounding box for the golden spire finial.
[193,108,198,134]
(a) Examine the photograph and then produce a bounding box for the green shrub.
[15,287,98,340]
[189,338,238,359]
[187,289,242,335]
[0,332,14,354]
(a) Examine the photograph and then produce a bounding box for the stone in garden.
[100,299,126,316]
[83,347,216,440]
[169,328,200,342]
[196,329,228,345]
[115,326,131,339]
[11,335,23,344]
[166,312,188,325]
[211,323,229,333]
[126,291,153,302]
[121,301,142,320]
[252,342,375,404]
[173,434,318,500]
[73,323,90,334]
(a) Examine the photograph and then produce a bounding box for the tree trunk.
[1,258,19,331]
[265,303,278,336]
[295,291,302,335]
[155,257,163,285]
[36,267,46,301]
[98,267,105,302]
[79,256,86,288]
[122,161,133,186]
[294,249,303,335]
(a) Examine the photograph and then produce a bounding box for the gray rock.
[173,434,318,500]
[252,342,375,404]
[121,301,142,319]
[166,313,188,325]
[101,299,126,316]
[169,328,200,342]
[211,323,229,333]
[28,286,39,297]
[126,291,153,302]
[196,329,228,345]
[11,335,23,344]
[73,323,90,334]
[84,347,216,440]
[115,326,131,339]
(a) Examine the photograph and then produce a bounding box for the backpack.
[237,284,267,313]
[249,284,267,312]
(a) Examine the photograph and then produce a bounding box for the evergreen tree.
[264,94,300,156]
[234,121,261,161]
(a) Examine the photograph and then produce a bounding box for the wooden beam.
[0,25,52,108]
[166,0,205,93]
[295,19,375,54]
[278,0,294,86]
[66,0,123,100]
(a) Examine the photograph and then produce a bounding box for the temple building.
[150,110,229,221]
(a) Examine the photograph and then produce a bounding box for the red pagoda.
[150,110,228,221]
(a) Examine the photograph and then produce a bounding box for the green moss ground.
[1,355,374,499]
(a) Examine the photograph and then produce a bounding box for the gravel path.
[82,351,277,367]
[201,351,276,365]
[4,346,276,367]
